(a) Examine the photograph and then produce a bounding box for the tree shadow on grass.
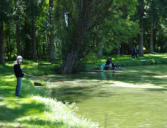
[0,101,65,127]
[0,78,15,97]
[0,99,47,121]
[0,87,14,97]
[0,65,12,75]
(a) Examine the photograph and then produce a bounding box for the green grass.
[0,61,97,128]
[85,53,167,70]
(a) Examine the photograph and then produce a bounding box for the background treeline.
[0,0,167,73]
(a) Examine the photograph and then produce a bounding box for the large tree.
[23,0,44,61]
[145,0,160,53]
[49,0,55,63]
[138,0,144,56]
[57,0,138,73]
[0,22,4,64]
[14,0,25,55]
[57,0,114,73]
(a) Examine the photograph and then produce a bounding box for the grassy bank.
[0,63,98,128]
[85,53,167,70]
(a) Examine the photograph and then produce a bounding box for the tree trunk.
[150,24,154,53]
[138,0,144,56]
[98,42,103,58]
[139,26,144,56]
[61,51,78,74]
[24,20,31,59]
[0,22,5,64]
[32,17,37,61]
[61,1,91,74]
[49,0,55,63]
[153,26,157,51]
[61,0,113,73]
[117,47,121,56]
[8,36,12,60]
[16,19,21,55]
[15,0,21,56]
[61,19,88,74]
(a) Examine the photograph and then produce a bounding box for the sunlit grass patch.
[31,96,98,128]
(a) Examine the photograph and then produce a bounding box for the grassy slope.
[0,63,97,128]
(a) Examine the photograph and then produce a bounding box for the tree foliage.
[0,0,167,73]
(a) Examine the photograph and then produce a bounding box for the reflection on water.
[51,71,116,103]
[57,71,118,81]
[100,72,113,80]
[77,88,167,128]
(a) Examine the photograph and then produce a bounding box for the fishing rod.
[25,73,65,82]
[24,73,73,86]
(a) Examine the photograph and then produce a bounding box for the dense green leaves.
[0,0,167,72]
[0,0,12,22]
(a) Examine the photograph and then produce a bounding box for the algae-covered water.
[50,65,167,128]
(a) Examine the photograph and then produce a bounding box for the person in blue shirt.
[132,45,137,58]
[104,58,117,70]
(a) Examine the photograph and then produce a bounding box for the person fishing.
[104,58,112,70]
[103,57,121,70]
[14,55,25,97]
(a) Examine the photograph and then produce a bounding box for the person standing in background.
[132,45,138,58]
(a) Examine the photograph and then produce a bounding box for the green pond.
[50,65,167,128]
